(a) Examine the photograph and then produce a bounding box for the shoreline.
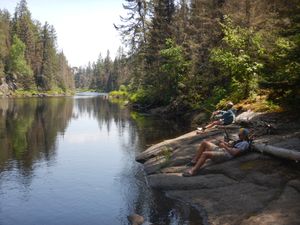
[0,91,75,98]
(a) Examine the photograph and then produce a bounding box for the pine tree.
[31,20,44,81]
[103,50,113,91]
[0,10,11,79]
[142,0,176,105]
[260,0,300,103]
[115,0,149,53]
[57,52,74,91]
[146,0,175,65]
[39,22,58,90]
[94,54,104,90]
[12,0,36,69]
[8,35,34,90]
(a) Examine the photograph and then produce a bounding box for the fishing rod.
[198,105,217,120]
[223,126,231,142]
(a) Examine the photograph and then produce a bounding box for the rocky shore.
[0,78,74,98]
[136,111,300,225]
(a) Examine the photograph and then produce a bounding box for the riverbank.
[1,90,75,98]
[136,111,300,225]
[0,78,75,98]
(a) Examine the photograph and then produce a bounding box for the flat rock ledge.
[136,112,300,225]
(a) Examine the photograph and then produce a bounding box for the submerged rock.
[127,214,145,225]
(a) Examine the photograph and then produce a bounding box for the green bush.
[159,39,191,104]
[9,35,35,90]
[210,17,264,101]
[109,90,128,98]
[119,85,127,92]
[129,88,153,105]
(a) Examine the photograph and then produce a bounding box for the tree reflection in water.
[0,98,73,174]
[0,96,201,225]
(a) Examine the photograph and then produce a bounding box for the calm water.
[0,94,202,225]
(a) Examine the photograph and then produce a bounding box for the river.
[0,93,202,225]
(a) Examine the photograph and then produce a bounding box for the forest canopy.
[111,0,300,112]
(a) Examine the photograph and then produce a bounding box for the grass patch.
[158,146,173,162]
[109,90,128,99]
[235,95,282,112]
[45,88,65,95]
[240,160,258,170]
[13,89,38,97]
[12,88,75,97]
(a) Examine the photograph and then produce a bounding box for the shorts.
[220,118,233,125]
[211,145,233,162]
[219,119,225,125]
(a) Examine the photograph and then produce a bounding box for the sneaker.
[196,127,206,134]
[197,127,203,131]
[182,170,196,177]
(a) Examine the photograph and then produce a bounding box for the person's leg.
[191,141,216,163]
[189,152,214,175]
[205,120,222,129]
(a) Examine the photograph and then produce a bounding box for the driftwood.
[253,143,300,162]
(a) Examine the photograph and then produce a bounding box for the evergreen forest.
[112,0,300,112]
[1,0,299,112]
[0,0,74,95]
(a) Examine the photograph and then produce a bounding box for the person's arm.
[218,141,240,156]
[212,110,220,116]
[214,110,223,119]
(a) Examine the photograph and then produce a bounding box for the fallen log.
[253,143,300,162]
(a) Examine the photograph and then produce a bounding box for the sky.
[1,0,125,67]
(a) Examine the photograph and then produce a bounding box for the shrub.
[210,17,264,101]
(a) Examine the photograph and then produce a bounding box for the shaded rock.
[143,154,169,175]
[197,153,281,180]
[160,166,191,174]
[38,93,47,97]
[167,183,279,225]
[288,179,300,192]
[272,136,300,151]
[149,106,167,115]
[147,152,296,191]
[191,112,208,127]
[240,186,300,225]
[148,173,237,190]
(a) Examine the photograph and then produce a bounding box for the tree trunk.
[253,143,300,161]
[245,0,251,27]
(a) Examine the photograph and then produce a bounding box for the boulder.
[0,78,11,96]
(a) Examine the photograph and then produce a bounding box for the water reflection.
[0,98,73,174]
[0,95,201,225]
